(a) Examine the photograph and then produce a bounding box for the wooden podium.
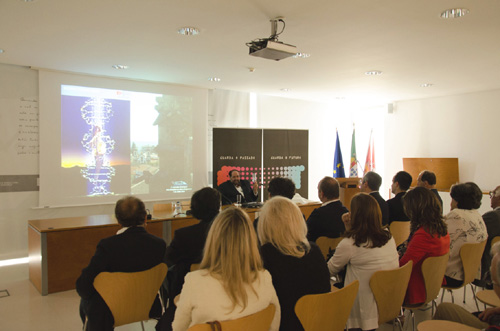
[337,178,361,211]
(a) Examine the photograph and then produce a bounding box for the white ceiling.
[2,0,500,105]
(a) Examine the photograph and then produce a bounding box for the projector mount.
[246,18,297,61]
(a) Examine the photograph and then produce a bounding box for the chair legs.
[440,286,480,311]
[141,321,145,331]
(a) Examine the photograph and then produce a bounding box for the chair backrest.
[389,221,411,247]
[370,261,413,325]
[187,304,275,331]
[492,236,500,247]
[421,252,450,305]
[460,240,487,285]
[93,263,167,327]
[190,263,201,272]
[316,236,343,260]
[295,280,359,331]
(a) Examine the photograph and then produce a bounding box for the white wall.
[257,95,386,201]
[384,90,500,215]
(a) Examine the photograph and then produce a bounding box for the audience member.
[267,176,296,199]
[217,169,258,205]
[433,243,500,330]
[159,188,220,331]
[417,170,443,210]
[481,185,500,286]
[172,207,280,331]
[445,182,487,286]
[387,171,412,224]
[254,176,296,230]
[258,196,330,331]
[360,171,389,226]
[306,176,348,242]
[327,193,398,331]
[399,187,450,305]
[77,196,166,331]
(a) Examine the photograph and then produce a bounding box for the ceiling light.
[208,77,220,82]
[365,70,382,76]
[440,8,470,19]
[293,53,311,59]
[112,65,128,70]
[280,88,290,92]
[177,27,200,36]
[420,83,434,87]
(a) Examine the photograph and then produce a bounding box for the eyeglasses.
[490,191,497,198]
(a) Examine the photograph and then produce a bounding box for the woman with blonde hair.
[328,193,398,331]
[258,196,330,331]
[172,207,280,331]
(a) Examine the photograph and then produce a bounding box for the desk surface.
[28,211,189,233]
[28,203,321,233]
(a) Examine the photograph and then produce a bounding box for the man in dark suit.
[481,185,500,285]
[76,196,166,331]
[360,171,389,226]
[387,171,412,224]
[158,187,221,331]
[417,170,443,211]
[217,169,258,205]
[306,176,348,242]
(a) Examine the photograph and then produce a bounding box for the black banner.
[263,129,308,200]
[213,128,262,198]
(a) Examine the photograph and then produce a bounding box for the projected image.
[61,85,193,199]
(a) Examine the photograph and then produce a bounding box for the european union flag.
[333,131,345,178]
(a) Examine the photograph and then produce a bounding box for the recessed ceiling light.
[280,88,290,92]
[441,8,470,19]
[112,65,128,70]
[208,77,220,82]
[293,53,311,59]
[365,70,382,76]
[420,83,434,87]
[177,27,200,36]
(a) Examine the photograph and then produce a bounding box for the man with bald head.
[217,169,258,205]
[417,170,443,210]
[481,185,500,286]
[306,176,349,242]
[77,196,166,330]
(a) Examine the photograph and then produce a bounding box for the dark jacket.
[306,200,348,242]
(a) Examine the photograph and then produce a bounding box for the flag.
[364,130,375,175]
[333,130,345,178]
[349,127,358,177]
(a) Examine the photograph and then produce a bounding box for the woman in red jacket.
[400,187,450,305]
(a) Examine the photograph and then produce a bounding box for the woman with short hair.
[400,187,450,305]
[258,196,330,331]
[172,207,280,331]
[445,182,487,286]
[328,193,398,331]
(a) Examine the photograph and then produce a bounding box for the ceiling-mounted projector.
[246,18,297,61]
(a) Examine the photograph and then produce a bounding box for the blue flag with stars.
[333,131,345,178]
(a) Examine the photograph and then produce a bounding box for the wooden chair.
[295,280,359,331]
[389,221,411,247]
[190,263,201,272]
[187,304,275,331]
[84,263,167,330]
[417,320,480,331]
[476,289,500,307]
[491,236,500,247]
[370,261,413,330]
[403,252,450,331]
[316,236,343,260]
[440,240,487,311]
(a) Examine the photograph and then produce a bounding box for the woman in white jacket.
[172,207,280,331]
